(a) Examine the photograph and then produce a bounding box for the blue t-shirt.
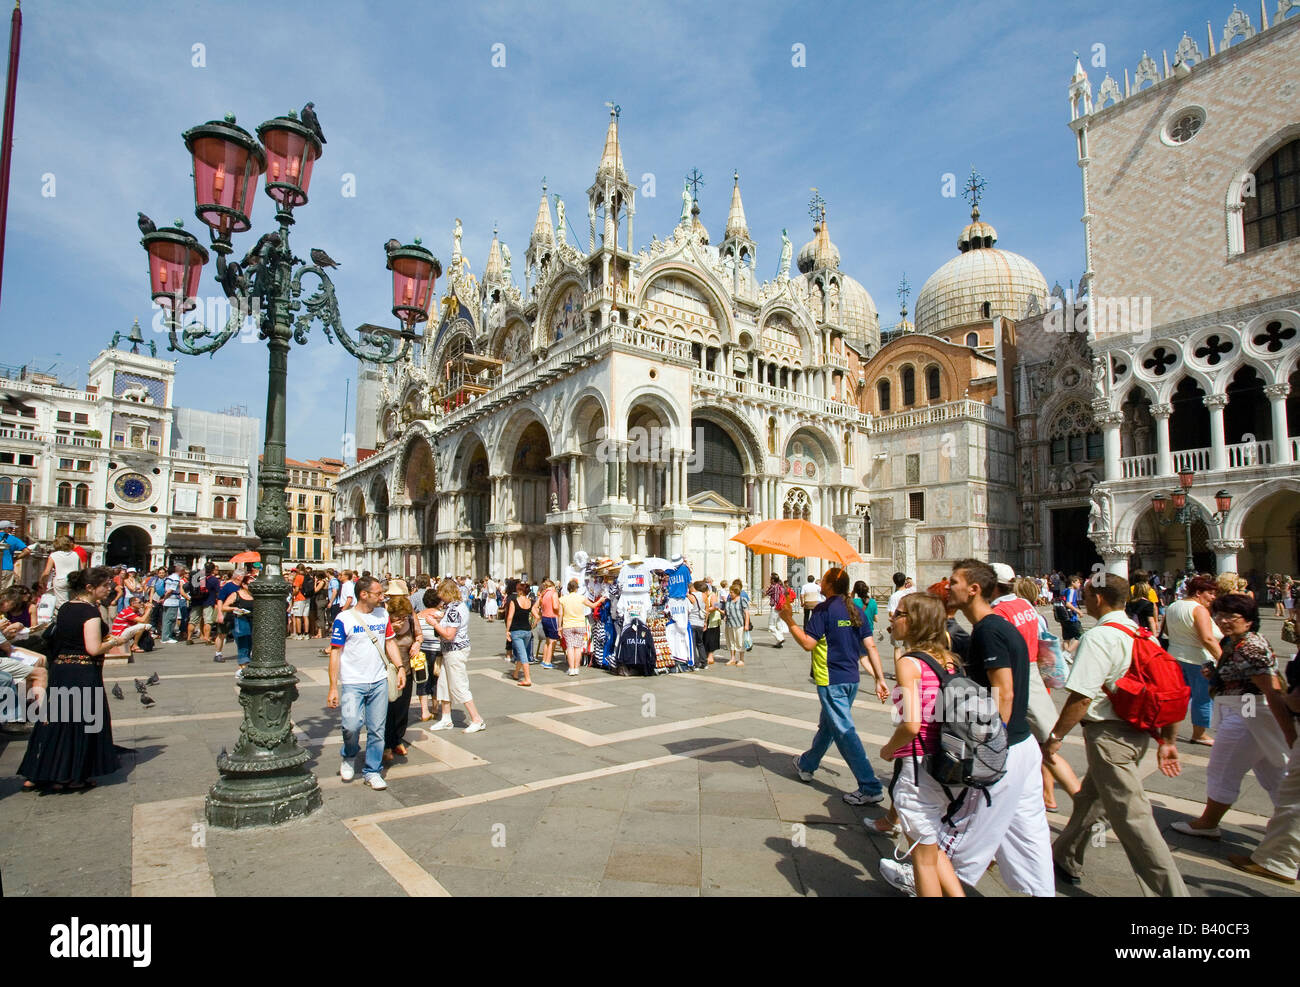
[806,595,873,687]
[1,533,25,570]
[664,563,691,600]
[1064,586,1082,621]
[217,582,240,606]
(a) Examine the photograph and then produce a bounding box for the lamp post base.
[206,770,322,829]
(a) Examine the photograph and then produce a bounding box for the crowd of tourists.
[3,529,1296,897]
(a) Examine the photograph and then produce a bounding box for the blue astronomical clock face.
[114,473,151,504]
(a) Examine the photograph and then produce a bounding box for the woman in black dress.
[20,566,137,791]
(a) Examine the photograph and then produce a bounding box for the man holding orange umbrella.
[778,566,890,806]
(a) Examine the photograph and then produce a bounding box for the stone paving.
[1,609,1296,897]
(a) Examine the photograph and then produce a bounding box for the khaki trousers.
[1053,719,1189,896]
[1252,734,1300,880]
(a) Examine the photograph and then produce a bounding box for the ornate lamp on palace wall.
[1150,470,1232,577]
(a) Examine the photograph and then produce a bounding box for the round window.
[1162,107,1205,146]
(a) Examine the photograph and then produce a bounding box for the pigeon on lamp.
[310,248,340,269]
[137,212,156,235]
[241,232,281,268]
[139,692,156,709]
[301,102,326,145]
[146,672,160,686]
[384,238,401,254]
[134,678,148,695]
[111,683,124,700]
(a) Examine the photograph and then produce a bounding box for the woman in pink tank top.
[878,592,965,897]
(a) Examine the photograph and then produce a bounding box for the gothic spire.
[725,170,748,239]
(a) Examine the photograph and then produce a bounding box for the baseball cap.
[991,562,1016,585]
[0,520,14,529]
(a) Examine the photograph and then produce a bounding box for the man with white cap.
[0,521,30,592]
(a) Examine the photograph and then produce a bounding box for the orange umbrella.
[731,518,863,564]
[229,550,261,564]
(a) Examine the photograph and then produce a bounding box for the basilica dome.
[914,209,1047,337]
[795,212,878,349]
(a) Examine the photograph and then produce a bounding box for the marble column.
[635,525,647,557]
[1152,404,1174,477]
[1097,410,1123,482]
[1203,394,1228,472]
[1265,383,1292,464]
[559,524,570,572]
[568,456,579,509]
[1210,537,1243,573]
[1101,543,1132,579]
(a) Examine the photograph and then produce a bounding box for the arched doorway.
[403,438,437,576]
[510,420,551,578]
[1239,489,1300,592]
[106,525,151,571]
[686,416,748,581]
[1133,505,1213,578]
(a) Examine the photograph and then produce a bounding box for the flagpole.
[0,1,22,315]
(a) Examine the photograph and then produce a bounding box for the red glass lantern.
[257,116,322,208]
[182,118,265,238]
[387,242,442,329]
[1214,490,1232,514]
[1170,490,1187,510]
[1178,467,1195,490]
[142,226,209,319]
[1151,492,1168,515]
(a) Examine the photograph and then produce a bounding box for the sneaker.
[878,858,917,897]
[339,759,356,781]
[791,755,814,782]
[364,773,388,790]
[428,718,456,731]
[540,663,555,669]
[234,668,244,682]
[463,720,486,734]
[844,789,886,807]
[567,668,579,677]
[213,653,224,663]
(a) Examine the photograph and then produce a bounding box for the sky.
[0,0,1259,462]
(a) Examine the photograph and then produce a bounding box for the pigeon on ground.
[134,678,147,695]
[139,692,156,709]
[146,672,160,686]
[310,248,340,268]
[111,683,124,700]
[301,102,326,144]
[137,212,156,235]
[384,238,401,254]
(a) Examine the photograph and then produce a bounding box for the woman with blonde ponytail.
[877,592,965,897]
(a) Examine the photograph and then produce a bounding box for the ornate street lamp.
[1150,470,1232,577]
[139,109,439,829]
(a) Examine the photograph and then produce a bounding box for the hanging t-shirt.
[805,595,872,687]
[663,562,691,600]
[330,606,394,685]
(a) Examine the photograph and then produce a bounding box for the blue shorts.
[541,616,560,641]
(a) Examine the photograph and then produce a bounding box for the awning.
[165,533,261,554]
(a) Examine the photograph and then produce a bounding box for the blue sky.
[0,0,1256,461]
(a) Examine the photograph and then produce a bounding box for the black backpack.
[910,652,1010,825]
[301,574,315,598]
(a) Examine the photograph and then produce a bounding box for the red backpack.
[1101,624,1191,738]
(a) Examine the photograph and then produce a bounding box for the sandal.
[518,680,532,687]
[1191,737,1215,747]
[393,744,408,757]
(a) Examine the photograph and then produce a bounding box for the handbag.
[1037,629,1067,689]
[1283,619,1297,645]
[744,629,753,651]
[352,608,400,702]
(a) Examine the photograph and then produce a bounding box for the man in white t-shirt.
[800,576,823,631]
[328,575,404,790]
[337,572,357,611]
[159,564,189,644]
[885,571,916,664]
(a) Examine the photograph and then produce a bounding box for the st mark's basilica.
[333,4,1300,590]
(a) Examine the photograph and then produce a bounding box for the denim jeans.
[1179,661,1213,729]
[340,679,389,777]
[510,629,533,664]
[235,634,253,665]
[160,605,181,642]
[797,682,882,796]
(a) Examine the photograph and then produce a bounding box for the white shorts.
[436,650,473,705]
[1206,695,1289,805]
[889,755,951,846]
[936,737,1055,896]
[291,600,310,617]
